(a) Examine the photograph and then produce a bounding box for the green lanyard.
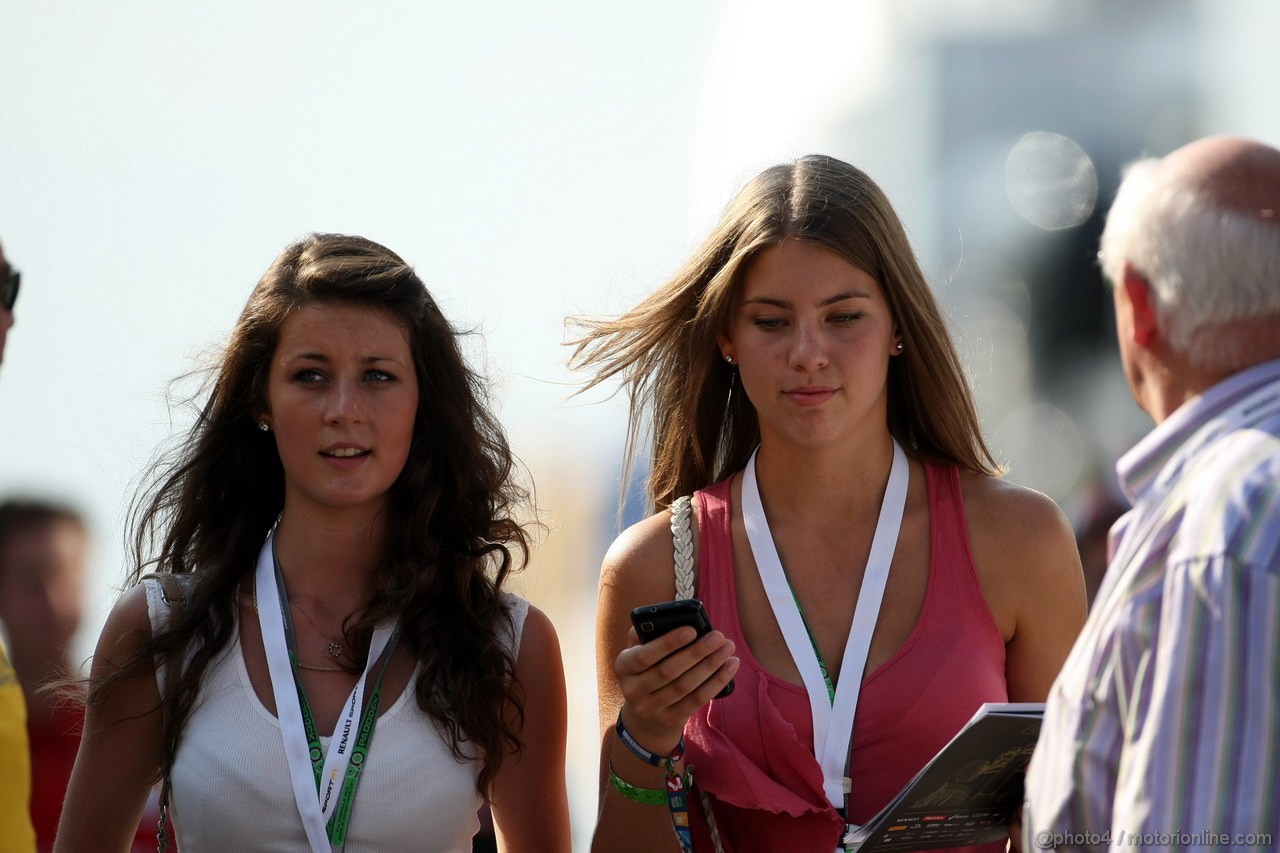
[286,652,394,845]
[274,548,399,847]
[786,578,854,852]
[784,580,836,704]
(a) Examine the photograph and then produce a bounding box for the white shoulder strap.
[141,573,199,698]
[669,494,726,852]
[670,495,695,600]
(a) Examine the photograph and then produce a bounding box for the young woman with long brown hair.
[572,155,1086,852]
[57,234,570,852]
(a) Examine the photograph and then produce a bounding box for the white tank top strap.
[497,592,530,660]
[141,573,201,698]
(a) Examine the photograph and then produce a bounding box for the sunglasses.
[2,267,18,311]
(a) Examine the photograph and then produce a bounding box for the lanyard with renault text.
[741,440,908,852]
[255,534,400,852]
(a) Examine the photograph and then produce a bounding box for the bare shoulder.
[95,582,156,664]
[959,471,1077,559]
[959,472,1087,698]
[517,604,562,665]
[492,612,571,850]
[58,583,166,849]
[958,472,1085,642]
[598,506,680,608]
[513,604,566,713]
[113,581,153,625]
[594,505,685,733]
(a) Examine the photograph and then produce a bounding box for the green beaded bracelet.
[608,764,667,806]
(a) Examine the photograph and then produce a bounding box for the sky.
[3,1,1279,846]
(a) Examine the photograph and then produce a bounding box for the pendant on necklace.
[328,641,344,659]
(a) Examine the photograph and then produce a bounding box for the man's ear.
[1121,264,1159,349]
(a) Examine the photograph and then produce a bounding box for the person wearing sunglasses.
[0,240,17,365]
[0,235,37,851]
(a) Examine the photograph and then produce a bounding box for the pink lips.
[784,386,837,407]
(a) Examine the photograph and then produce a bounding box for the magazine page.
[847,703,1044,853]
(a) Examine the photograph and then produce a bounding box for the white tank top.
[144,578,529,852]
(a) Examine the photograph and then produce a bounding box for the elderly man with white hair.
[1022,136,1280,852]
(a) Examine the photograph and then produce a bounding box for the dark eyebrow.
[289,353,403,364]
[742,290,870,309]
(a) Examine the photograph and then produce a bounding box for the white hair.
[1100,157,1280,371]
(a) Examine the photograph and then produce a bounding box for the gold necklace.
[251,576,346,674]
[297,660,345,674]
[294,601,347,661]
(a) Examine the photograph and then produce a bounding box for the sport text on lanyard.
[741,441,908,852]
[255,534,400,853]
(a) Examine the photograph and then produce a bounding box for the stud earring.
[895,342,904,353]
[723,353,735,364]
[258,420,270,432]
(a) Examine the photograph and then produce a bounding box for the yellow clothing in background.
[0,639,36,853]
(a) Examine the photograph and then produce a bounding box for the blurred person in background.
[1,239,15,367]
[0,501,159,852]
[573,155,1087,853]
[0,238,38,853]
[1025,136,1280,850]
[0,501,89,849]
[56,233,570,852]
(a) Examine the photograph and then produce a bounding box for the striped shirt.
[1024,359,1280,852]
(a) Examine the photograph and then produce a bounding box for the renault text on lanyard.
[742,440,908,853]
[255,534,400,853]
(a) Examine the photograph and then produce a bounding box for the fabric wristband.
[608,764,669,806]
[615,713,683,766]
[615,712,694,852]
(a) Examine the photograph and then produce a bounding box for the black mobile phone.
[630,599,735,699]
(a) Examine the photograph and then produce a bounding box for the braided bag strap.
[667,495,726,853]
[670,495,695,601]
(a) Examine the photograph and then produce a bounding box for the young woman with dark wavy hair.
[572,156,1086,852]
[57,233,570,852]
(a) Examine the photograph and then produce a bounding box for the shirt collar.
[1116,358,1280,504]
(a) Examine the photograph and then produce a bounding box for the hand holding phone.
[630,599,735,699]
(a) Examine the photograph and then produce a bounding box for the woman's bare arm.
[55,584,163,852]
[489,605,572,853]
[964,475,1088,701]
[592,509,739,853]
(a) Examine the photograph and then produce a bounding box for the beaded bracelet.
[608,763,669,806]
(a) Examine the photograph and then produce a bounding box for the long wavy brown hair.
[88,233,532,795]
[569,154,999,511]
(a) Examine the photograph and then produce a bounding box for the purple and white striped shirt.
[1024,359,1280,852]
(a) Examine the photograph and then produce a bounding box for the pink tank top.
[683,463,1008,852]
